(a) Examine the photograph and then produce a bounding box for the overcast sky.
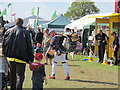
[0,0,115,21]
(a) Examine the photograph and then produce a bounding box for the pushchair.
[0,56,10,90]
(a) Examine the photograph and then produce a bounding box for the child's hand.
[43,77,47,85]
[45,81,47,85]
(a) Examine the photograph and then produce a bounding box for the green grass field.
[23,55,119,89]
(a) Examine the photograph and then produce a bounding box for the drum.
[47,50,55,59]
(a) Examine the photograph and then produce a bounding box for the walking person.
[111,32,119,65]
[95,30,109,63]
[35,28,43,45]
[2,18,34,90]
[46,34,70,80]
[30,53,47,90]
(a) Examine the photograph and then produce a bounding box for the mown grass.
[23,54,119,89]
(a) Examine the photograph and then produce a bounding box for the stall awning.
[89,13,120,18]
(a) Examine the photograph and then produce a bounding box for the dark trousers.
[114,49,118,65]
[98,45,105,63]
[9,61,26,90]
[32,80,43,90]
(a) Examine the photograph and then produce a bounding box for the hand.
[45,81,47,85]
[29,61,32,64]
[103,40,105,43]
[45,53,48,57]
[113,48,116,52]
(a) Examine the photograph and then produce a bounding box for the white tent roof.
[65,13,111,30]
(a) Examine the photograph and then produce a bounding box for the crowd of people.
[1,17,119,90]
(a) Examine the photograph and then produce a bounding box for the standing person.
[43,28,51,65]
[30,53,47,90]
[35,28,43,45]
[95,30,109,63]
[111,32,119,65]
[46,34,70,80]
[2,18,34,90]
[65,28,71,60]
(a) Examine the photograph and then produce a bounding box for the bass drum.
[47,50,55,59]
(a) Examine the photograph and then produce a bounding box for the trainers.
[49,75,55,79]
[64,76,70,80]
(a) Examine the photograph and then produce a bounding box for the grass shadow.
[57,65,80,67]
[69,79,119,86]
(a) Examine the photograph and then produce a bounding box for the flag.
[8,3,12,8]
[51,10,57,19]
[36,7,39,25]
[115,0,119,13]
[31,8,34,16]
[12,13,16,16]
[115,0,120,13]
[0,9,7,17]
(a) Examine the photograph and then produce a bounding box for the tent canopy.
[65,13,111,30]
[42,14,71,29]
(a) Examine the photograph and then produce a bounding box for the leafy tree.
[64,0,100,20]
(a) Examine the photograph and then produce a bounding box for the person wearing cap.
[30,53,47,90]
[111,32,119,65]
[95,30,109,63]
[35,43,43,53]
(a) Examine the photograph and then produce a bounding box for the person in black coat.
[2,18,34,90]
[35,28,43,45]
[111,32,119,65]
[95,30,109,63]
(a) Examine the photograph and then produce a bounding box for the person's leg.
[16,63,26,90]
[51,54,59,76]
[61,54,69,76]
[98,46,102,63]
[38,80,43,90]
[9,61,16,90]
[101,45,105,63]
[114,49,118,65]
[32,80,43,90]
[49,59,52,66]
[44,57,48,65]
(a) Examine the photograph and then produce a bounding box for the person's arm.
[113,37,119,51]
[26,31,34,63]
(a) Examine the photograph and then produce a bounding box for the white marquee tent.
[65,13,111,31]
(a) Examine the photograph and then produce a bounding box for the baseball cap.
[35,53,43,60]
